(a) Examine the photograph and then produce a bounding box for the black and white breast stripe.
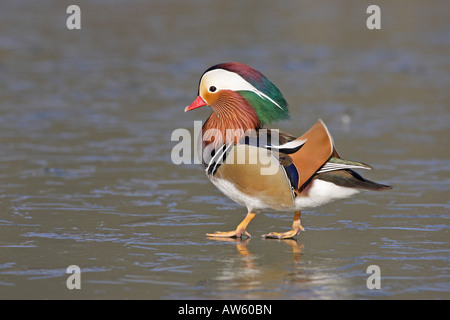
[205,143,234,176]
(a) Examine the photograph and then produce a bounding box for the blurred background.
[0,0,449,299]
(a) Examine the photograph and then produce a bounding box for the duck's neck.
[202,95,260,149]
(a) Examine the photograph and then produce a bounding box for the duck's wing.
[235,120,338,191]
[284,119,338,190]
[317,157,373,174]
[314,169,392,191]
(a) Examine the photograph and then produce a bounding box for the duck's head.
[185,62,290,126]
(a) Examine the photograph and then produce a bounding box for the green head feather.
[205,62,290,126]
[238,90,290,126]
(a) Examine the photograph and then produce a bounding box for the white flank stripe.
[267,138,307,150]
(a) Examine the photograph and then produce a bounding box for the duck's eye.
[209,86,217,93]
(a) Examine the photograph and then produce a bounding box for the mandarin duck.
[185,62,391,239]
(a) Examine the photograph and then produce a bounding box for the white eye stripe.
[201,69,283,110]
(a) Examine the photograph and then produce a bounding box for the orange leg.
[262,211,304,239]
[207,211,256,238]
